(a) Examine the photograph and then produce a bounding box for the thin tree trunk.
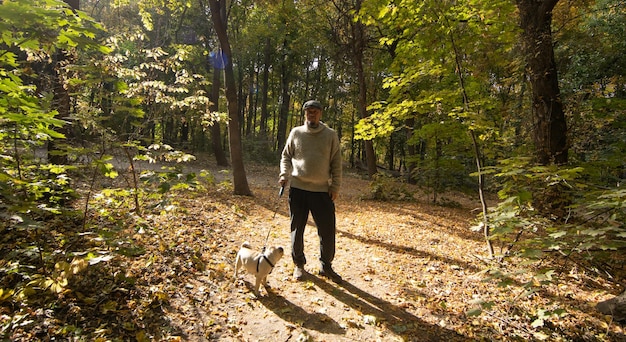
[405,118,417,184]
[259,37,271,141]
[387,135,394,170]
[210,65,229,167]
[276,38,291,153]
[447,18,494,258]
[246,66,255,137]
[237,62,247,137]
[470,130,494,258]
[208,0,251,196]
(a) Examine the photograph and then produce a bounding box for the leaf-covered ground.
[2,159,625,341]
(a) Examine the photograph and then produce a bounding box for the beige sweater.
[280,122,342,193]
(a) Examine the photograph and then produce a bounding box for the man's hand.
[279,178,288,187]
[329,191,338,201]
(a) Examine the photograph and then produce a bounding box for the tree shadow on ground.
[251,186,484,246]
[355,200,485,243]
[256,288,346,335]
[307,275,473,341]
[338,229,480,273]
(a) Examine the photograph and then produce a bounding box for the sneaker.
[293,265,305,280]
[319,266,343,284]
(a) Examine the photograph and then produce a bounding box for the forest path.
[168,159,482,341]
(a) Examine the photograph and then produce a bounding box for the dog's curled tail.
[241,241,251,249]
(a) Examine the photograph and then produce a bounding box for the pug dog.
[234,241,284,296]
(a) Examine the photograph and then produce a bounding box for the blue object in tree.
[209,51,228,70]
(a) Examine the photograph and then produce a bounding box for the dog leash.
[272,185,285,219]
[262,185,285,251]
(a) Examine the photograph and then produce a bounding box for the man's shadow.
[250,284,345,335]
[306,275,470,341]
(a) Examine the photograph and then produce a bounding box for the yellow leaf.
[51,278,68,293]
[136,330,149,342]
[0,288,14,302]
[101,300,118,314]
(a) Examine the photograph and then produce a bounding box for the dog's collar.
[257,254,275,273]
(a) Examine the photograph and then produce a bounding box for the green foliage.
[0,0,108,54]
[0,0,110,323]
[557,0,626,94]
[365,173,414,201]
[356,0,519,198]
[465,155,626,322]
[84,34,212,146]
[483,156,626,259]
[356,1,626,326]
[0,3,215,338]
[0,0,105,218]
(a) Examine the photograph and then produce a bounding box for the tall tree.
[195,0,229,163]
[259,37,272,140]
[210,58,229,166]
[516,0,568,165]
[275,0,298,153]
[352,0,377,177]
[48,0,81,165]
[330,0,377,177]
[208,0,251,195]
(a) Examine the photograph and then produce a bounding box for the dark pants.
[288,187,336,269]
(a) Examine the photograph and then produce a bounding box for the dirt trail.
[159,160,479,341]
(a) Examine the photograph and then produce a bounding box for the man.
[279,100,343,283]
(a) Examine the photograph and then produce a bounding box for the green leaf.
[466,308,482,316]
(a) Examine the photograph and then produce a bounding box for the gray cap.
[302,100,322,110]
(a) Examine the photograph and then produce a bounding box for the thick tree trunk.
[208,0,251,196]
[516,0,568,165]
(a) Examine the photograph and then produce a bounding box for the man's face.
[304,108,322,128]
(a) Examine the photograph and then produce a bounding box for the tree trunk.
[237,62,247,137]
[353,0,377,177]
[246,66,255,137]
[448,26,494,258]
[404,118,417,184]
[48,0,80,165]
[210,65,229,167]
[198,0,228,165]
[516,0,567,165]
[259,37,271,140]
[276,38,291,153]
[208,0,251,196]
